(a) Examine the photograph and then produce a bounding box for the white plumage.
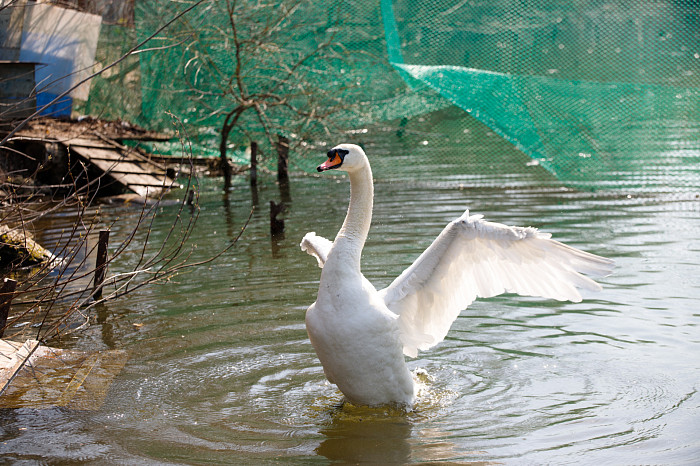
[302,144,613,407]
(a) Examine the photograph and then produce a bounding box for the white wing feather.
[301,232,333,268]
[379,210,614,358]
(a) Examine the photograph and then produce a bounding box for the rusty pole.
[92,230,110,299]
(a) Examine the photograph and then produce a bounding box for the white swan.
[301,144,613,407]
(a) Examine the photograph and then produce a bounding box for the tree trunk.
[219,123,234,191]
[219,106,246,192]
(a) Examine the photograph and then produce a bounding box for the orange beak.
[317,152,343,172]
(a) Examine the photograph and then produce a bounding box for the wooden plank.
[65,137,114,149]
[94,133,169,171]
[70,146,128,161]
[0,339,128,410]
[0,339,40,393]
[80,157,167,175]
[90,166,165,187]
[98,169,168,177]
[99,170,166,188]
[68,145,173,197]
[71,148,167,177]
[91,165,166,186]
[120,183,150,197]
[69,139,164,169]
[88,158,164,177]
[0,339,25,371]
[103,167,166,174]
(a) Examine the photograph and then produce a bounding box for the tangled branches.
[0,120,250,345]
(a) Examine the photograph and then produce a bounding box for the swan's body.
[302,144,613,407]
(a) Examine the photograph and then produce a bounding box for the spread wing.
[379,210,614,358]
[300,232,333,268]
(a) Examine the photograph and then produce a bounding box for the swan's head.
[317,144,367,173]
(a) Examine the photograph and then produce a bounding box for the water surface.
[1,128,699,464]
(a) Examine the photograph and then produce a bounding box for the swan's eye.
[326,148,349,162]
[318,148,348,172]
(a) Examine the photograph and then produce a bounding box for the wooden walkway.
[65,137,173,197]
[11,117,174,198]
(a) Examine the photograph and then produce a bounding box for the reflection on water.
[316,405,415,463]
[314,373,483,464]
[1,127,699,463]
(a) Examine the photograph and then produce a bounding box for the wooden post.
[0,278,17,338]
[186,189,195,206]
[276,135,291,203]
[250,141,259,206]
[93,230,110,299]
[250,141,258,188]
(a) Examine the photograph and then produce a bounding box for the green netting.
[382,0,700,190]
[84,0,700,190]
[77,24,143,123]
[130,0,448,167]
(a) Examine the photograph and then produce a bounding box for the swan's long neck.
[334,163,373,266]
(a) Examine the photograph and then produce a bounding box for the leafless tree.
[166,0,363,188]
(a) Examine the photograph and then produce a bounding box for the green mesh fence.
[381,0,700,190]
[78,24,143,123]
[84,0,700,191]
[130,0,449,169]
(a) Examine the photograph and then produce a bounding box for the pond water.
[2,125,699,464]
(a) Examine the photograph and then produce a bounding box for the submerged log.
[0,225,55,268]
